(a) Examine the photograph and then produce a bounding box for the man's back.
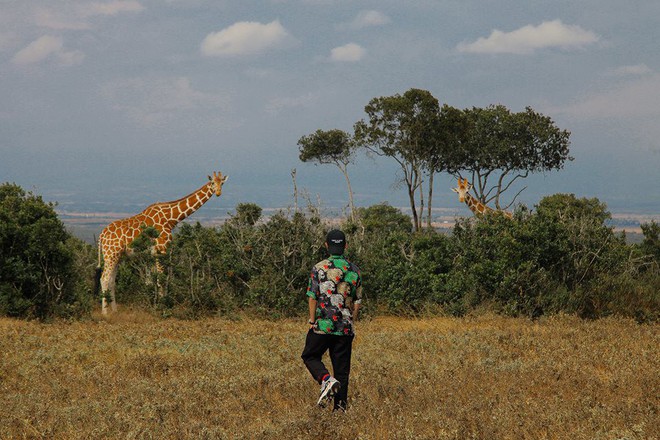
[307,255,362,335]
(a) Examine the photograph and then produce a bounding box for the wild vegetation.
[0,184,94,319]
[1,182,658,322]
[1,314,657,439]
[100,195,657,323]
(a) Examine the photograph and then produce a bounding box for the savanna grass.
[0,313,657,439]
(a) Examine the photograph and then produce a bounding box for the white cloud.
[12,35,62,65]
[608,64,652,77]
[101,77,232,128]
[11,35,84,66]
[201,20,290,57]
[457,20,599,55]
[330,43,366,62]
[350,10,391,29]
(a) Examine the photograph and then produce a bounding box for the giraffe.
[97,172,228,314]
[451,178,512,218]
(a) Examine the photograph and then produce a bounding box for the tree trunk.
[341,165,356,222]
[408,184,419,232]
[418,174,425,232]
[427,170,434,230]
[407,167,420,232]
[291,168,298,213]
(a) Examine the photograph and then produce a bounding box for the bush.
[113,225,163,311]
[134,223,233,319]
[441,194,658,320]
[343,205,453,314]
[445,210,551,316]
[638,221,660,266]
[111,207,328,318]
[104,196,659,322]
[0,183,93,319]
[242,211,326,315]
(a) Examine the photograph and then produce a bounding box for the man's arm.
[352,275,362,323]
[308,297,318,328]
[352,302,360,322]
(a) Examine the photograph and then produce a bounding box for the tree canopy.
[298,129,358,219]
[354,88,440,231]
[448,105,572,209]
[299,89,572,227]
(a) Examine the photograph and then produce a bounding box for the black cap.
[326,229,346,255]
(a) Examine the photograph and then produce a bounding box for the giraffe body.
[98,172,228,314]
[451,178,512,218]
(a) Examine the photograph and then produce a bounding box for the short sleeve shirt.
[306,255,362,336]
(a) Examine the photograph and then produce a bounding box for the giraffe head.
[451,178,472,203]
[209,171,229,196]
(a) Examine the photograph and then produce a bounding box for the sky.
[1,0,659,220]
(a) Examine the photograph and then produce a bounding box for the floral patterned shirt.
[306,255,362,336]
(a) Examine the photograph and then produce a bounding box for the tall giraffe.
[97,172,228,314]
[451,178,512,218]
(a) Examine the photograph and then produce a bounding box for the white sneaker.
[317,376,340,407]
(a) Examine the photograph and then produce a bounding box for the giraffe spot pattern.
[98,175,227,304]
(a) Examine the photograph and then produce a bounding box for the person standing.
[301,229,362,411]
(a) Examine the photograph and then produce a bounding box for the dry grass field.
[1,312,657,440]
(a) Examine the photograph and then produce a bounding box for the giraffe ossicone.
[97,172,228,314]
[451,177,512,218]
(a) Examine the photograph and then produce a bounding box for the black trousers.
[301,330,354,410]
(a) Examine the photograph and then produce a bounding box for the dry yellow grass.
[0,313,657,439]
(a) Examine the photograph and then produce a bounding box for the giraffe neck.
[150,182,214,224]
[173,182,214,222]
[464,193,492,215]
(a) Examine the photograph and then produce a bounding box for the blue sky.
[1,0,659,218]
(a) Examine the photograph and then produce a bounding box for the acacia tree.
[422,104,468,228]
[449,105,572,209]
[298,129,358,220]
[354,88,440,231]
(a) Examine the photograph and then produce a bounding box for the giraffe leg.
[153,238,169,298]
[109,264,118,313]
[154,257,165,298]
[100,259,119,314]
[100,267,110,315]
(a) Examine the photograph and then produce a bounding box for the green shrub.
[105,196,659,322]
[344,205,453,314]
[440,194,658,320]
[638,221,660,266]
[0,183,93,319]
